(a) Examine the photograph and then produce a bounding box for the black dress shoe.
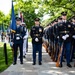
[32,62,36,65]
[13,62,16,65]
[26,49,28,52]
[20,62,23,64]
[74,64,75,67]
[70,59,73,62]
[23,56,26,58]
[67,64,72,68]
[59,64,63,67]
[39,62,42,65]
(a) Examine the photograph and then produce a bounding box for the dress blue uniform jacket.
[11,25,25,44]
[30,26,43,44]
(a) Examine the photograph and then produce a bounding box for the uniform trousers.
[32,44,42,63]
[23,39,27,56]
[60,41,71,64]
[13,41,23,63]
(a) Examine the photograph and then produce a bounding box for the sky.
[0,0,12,15]
[0,0,50,20]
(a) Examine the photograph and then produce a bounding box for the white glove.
[35,38,39,42]
[23,36,26,39]
[62,36,67,40]
[57,36,59,39]
[65,34,69,38]
[62,34,69,40]
[72,35,75,39]
[10,42,13,47]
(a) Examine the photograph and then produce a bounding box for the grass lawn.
[0,42,13,73]
[0,37,31,73]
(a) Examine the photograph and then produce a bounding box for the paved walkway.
[0,43,75,75]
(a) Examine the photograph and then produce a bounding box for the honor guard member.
[30,18,43,65]
[21,22,28,58]
[57,12,72,67]
[47,23,52,56]
[71,17,75,65]
[11,17,25,65]
[43,25,49,53]
[54,17,62,62]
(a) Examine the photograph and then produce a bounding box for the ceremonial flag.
[1,23,5,33]
[10,1,16,33]
[18,9,24,22]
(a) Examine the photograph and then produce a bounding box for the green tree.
[13,0,39,29]
[4,0,75,28]
[0,11,5,25]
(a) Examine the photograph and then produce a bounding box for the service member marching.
[56,12,72,68]
[30,18,44,65]
[71,16,75,67]
[10,17,25,65]
[22,22,28,58]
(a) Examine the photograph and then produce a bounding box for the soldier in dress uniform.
[47,23,52,56]
[49,20,57,61]
[54,16,62,62]
[47,21,54,59]
[11,17,25,65]
[71,16,75,67]
[30,18,43,65]
[52,19,58,61]
[21,22,28,58]
[43,25,49,53]
[56,12,72,68]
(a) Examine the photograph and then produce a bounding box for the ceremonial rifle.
[56,42,64,67]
